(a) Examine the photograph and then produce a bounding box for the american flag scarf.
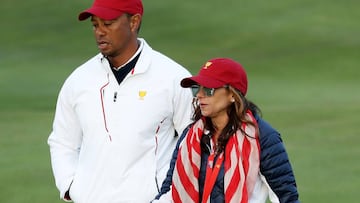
[172,111,260,203]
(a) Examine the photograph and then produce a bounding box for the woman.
[154,58,300,203]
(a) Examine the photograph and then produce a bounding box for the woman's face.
[194,86,233,119]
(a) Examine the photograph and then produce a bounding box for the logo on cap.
[203,62,212,69]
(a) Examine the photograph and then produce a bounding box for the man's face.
[90,14,138,58]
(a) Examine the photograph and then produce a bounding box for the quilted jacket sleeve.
[257,115,300,203]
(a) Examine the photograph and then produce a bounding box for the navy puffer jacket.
[155,113,300,203]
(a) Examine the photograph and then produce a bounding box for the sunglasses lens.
[190,85,216,97]
[191,85,200,97]
[203,87,214,97]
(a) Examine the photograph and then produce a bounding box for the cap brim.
[181,75,225,88]
[78,7,124,21]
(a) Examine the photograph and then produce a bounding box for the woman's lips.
[200,103,207,108]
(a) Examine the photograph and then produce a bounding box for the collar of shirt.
[107,40,143,84]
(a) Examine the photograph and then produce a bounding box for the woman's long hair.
[192,86,262,154]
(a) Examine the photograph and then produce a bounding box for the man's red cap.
[181,58,248,96]
[78,0,143,21]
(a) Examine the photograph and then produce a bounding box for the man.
[47,0,193,202]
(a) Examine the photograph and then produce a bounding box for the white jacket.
[48,39,193,203]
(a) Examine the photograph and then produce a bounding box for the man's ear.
[130,14,142,33]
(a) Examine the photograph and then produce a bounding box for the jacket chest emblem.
[138,90,147,100]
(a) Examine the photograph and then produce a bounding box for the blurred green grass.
[0,0,359,202]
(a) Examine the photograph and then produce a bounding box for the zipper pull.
[113,92,117,102]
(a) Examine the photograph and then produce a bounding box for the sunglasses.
[190,85,228,97]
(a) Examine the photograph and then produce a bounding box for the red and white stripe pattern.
[172,111,260,203]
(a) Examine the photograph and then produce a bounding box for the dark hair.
[192,86,261,154]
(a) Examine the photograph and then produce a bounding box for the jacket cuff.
[58,178,73,202]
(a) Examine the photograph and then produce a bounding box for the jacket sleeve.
[47,80,83,201]
[154,126,190,200]
[171,67,193,136]
[257,116,300,203]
